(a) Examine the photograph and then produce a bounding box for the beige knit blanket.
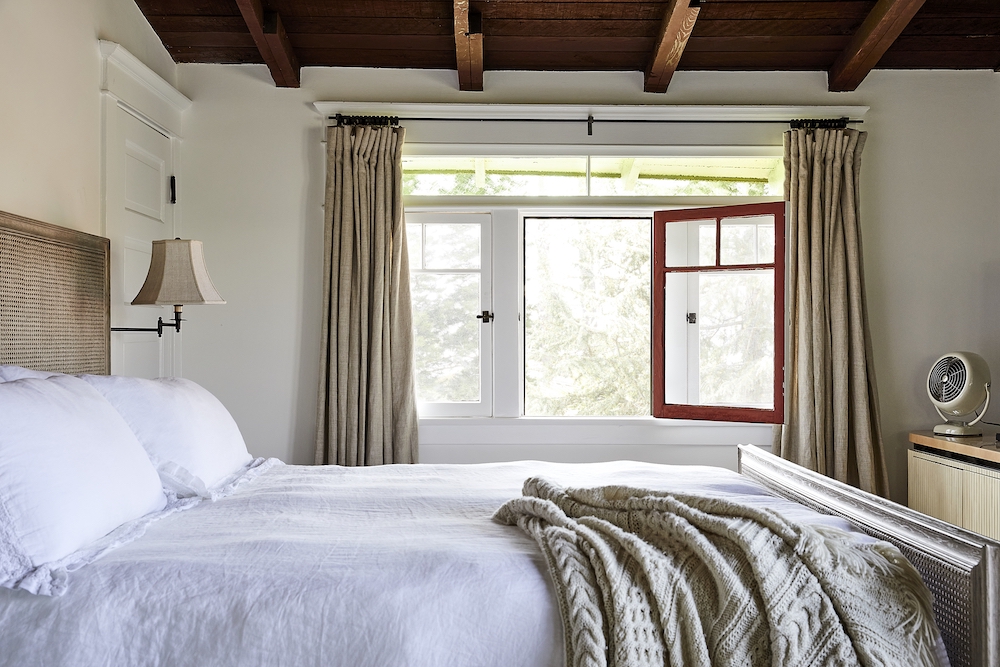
[494,478,943,667]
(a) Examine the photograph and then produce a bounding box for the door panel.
[125,141,166,221]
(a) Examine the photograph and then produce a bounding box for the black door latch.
[477,310,494,323]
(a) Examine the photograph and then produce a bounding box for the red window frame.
[651,202,785,424]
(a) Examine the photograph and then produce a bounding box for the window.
[405,159,785,422]
[403,156,783,198]
[406,213,492,416]
[652,202,785,423]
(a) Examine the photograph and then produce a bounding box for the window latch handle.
[477,310,494,324]
[686,312,697,324]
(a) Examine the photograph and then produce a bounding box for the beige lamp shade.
[131,239,226,305]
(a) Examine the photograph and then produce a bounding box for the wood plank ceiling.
[135,0,1000,92]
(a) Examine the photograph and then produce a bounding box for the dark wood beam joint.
[828,0,926,92]
[454,0,484,92]
[263,11,300,88]
[644,0,700,94]
[235,0,300,88]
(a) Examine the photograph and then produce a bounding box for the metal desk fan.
[927,351,992,436]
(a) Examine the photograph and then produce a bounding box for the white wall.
[176,65,1000,502]
[177,67,326,467]
[853,74,1000,502]
[0,0,175,235]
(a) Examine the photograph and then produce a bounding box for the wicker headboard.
[0,210,110,374]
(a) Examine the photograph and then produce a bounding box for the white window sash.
[408,212,493,417]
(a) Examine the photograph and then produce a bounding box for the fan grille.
[929,357,967,403]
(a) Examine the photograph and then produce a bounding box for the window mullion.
[491,208,521,418]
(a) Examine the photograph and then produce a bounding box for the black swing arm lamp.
[111,239,225,337]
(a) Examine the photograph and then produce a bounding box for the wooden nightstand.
[908,431,1000,540]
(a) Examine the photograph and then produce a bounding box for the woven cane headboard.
[739,444,1000,667]
[0,210,110,374]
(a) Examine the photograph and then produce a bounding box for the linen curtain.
[777,128,889,496]
[315,124,419,466]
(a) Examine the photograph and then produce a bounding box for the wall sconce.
[111,239,225,337]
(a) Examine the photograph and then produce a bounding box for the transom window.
[403,156,783,197]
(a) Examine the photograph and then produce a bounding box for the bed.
[0,209,997,667]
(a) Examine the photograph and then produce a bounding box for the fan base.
[934,423,984,437]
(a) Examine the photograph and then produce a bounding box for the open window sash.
[652,202,785,423]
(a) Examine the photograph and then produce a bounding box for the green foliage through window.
[403,156,783,197]
[524,218,651,416]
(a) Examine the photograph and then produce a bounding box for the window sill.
[417,416,776,449]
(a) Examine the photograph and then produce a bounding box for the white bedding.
[0,460,894,667]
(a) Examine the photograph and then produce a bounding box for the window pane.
[402,156,587,196]
[698,271,774,408]
[524,218,650,416]
[719,221,756,265]
[424,223,480,269]
[590,156,783,197]
[699,223,716,266]
[406,223,422,269]
[720,215,775,265]
[757,223,775,263]
[411,273,481,402]
[664,219,716,267]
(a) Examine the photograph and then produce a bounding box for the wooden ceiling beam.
[454,0,484,91]
[644,0,700,93]
[828,0,926,92]
[235,0,301,88]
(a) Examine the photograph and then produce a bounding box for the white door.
[106,105,178,378]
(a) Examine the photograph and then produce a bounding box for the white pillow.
[79,375,252,497]
[0,365,63,383]
[0,375,167,586]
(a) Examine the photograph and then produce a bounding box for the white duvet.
[0,460,885,667]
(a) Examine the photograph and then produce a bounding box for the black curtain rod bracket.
[789,117,850,130]
[334,114,399,127]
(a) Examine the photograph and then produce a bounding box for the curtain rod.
[330,114,859,136]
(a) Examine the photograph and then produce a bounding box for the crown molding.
[100,40,191,113]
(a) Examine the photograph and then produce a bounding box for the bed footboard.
[738,444,999,667]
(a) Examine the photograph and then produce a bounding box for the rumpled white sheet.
[0,460,926,667]
[1,457,277,597]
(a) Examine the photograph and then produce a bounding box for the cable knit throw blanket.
[494,478,943,667]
